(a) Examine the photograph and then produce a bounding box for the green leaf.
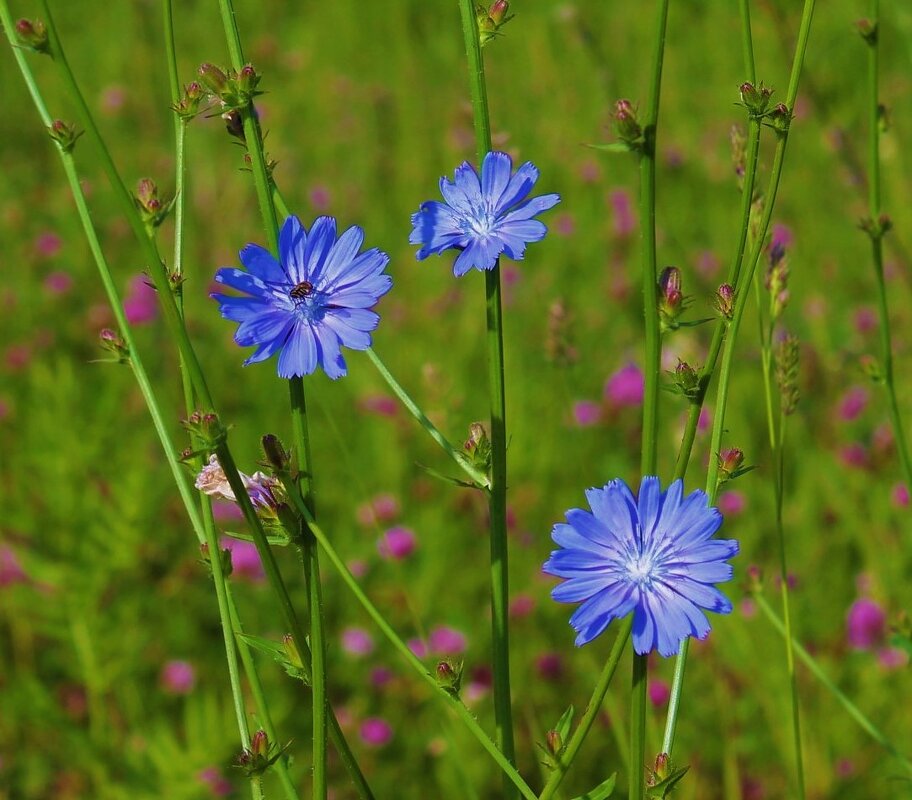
[555,705,574,744]
[415,462,481,490]
[573,773,616,800]
[586,142,634,154]
[238,634,309,684]
[222,529,291,546]
[646,765,689,798]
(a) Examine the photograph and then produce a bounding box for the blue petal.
[327,249,391,293]
[212,293,268,322]
[214,268,271,299]
[240,244,286,284]
[550,575,611,603]
[500,192,561,223]
[322,308,376,349]
[443,163,483,213]
[631,597,658,655]
[550,521,617,558]
[496,220,547,260]
[671,561,734,583]
[410,203,465,258]
[303,216,337,284]
[493,160,540,213]
[669,577,734,614]
[571,583,637,646]
[277,321,318,378]
[279,216,307,284]
[235,308,293,347]
[318,224,364,288]
[481,151,513,208]
[244,321,293,365]
[564,509,623,555]
[452,236,504,276]
[331,276,392,308]
[586,481,638,550]
[637,476,662,540]
[313,325,347,380]
[543,548,614,578]
[673,539,739,564]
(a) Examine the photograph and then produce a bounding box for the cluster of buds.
[99,328,129,363]
[775,335,800,416]
[198,62,262,110]
[435,659,463,695]
[714,283,735,320]
[671,360,701,400]
[860,213,892,242]
[171,81,205,121]
[236,730,287,777]
[182,411,228,453]
[463,422,492,475]
[477,1,513,47]
[765,242,790,321]
[133,178,174,230]
[645,752,689,797]
[657,267,687,332]
[15,18,49,54]
[545,298,578,365]
[738,81,773,117]
[856,18,877,45]
[47,120,82,153]
[199,541,233,578]
[613,99,643,147]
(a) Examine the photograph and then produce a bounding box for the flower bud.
[653,752,671,781]
[477,0,513,46]
[172,81,205,120]
[183,410,227,450]
[435,659,463,694]
[464,422,492,473]
[237,63,260,95]
[718,447,744,479]
[47,120,83,153]
[715,283,735,320]
[198,62,229,96]
[133,178,174,229]
[672,360,700,400]
[15,18,49,54]
[613,99,642,145]
[856,18,877,45]
[282,634,303,669]
[250,730,269,759]
[657,267,683,330]
[545,729,563,756]
[746,564,763,590]
[768,103,792,133]
[99,327,129,362]
[739,81,773,116]
[261,434,291,473]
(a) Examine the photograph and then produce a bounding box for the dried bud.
[15,18,49,54]
[739,81,773,116]
[860,214,892,241]
[47,119,83,153]
[776,335,800,416]
[614,99,643,145]
[222,109,245,141]
[715,283,735,320]
[261,434,291,473]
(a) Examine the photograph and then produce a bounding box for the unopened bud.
[490,0,510,24]
[614,99,642,145]
[477,0,513,46]
[99,327,129,362]
[198,62,229,95]
[746,564,763,589]
[464,422,492,474]
[237,63,260,95]
[15,18,49,54]
[856,18,877,44]
[768,103,792,133]
[718,447,744,476]
[653,752,671,781]
[739,81,773,116]
[47,119,82,153]
[672,360,701,400]
[658,267,684,330]
[435,659,463,694]
[172,81,205,120]
[261,434,290,473]
[715,283,735,320]
[133,178,173,229]
[282,634,303,669]
[250,730,269,758]
[546,729,563,756]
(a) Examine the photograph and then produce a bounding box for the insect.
[289,280,314,301]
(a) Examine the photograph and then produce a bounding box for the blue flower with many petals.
[212,215,391,379]
[543,476,738,657]
[410,151,560,277]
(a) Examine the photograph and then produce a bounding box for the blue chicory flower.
[409,151,560,277]
[543,476,738,657]
[212,215,391,379]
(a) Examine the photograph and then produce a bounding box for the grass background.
[2,0,912,797]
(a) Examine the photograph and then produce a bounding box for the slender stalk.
[273,472,539,800]
[289,379,327,800]
[662,0,818,757]
[753,591,912,776]
[457,1,516,786]
[862,0,912,492]
[538,617,633,800]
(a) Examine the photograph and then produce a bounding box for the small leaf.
[222,529,291,546]
[415,462,481,490]
[555,705,574,744]
[586,142,634,154]
[646,765,689,798]
[573,773,616,800]
[238,634,309,684]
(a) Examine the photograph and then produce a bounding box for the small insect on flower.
[410,151,560,277]
[543,476,738,657]
[211,215,392,379]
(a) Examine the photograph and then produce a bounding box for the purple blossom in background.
[846,598,886,651]
[604,363,644,408]
[377,526,416,560]
[544,477,738,656]
[123,275,158,325]
[360,717,393,747]
[892,483,909,508]
[410,151,560,276]
[212,215,391,379]
[198,766,233,798]
[0,546,27,587]
[535,652,565,681]
[572,400,601,427]
[837,386,869,422]
[718,491,746,517]
[34,231,62,258]
[341,627,375,657]
[853,306,877,334]
[648,678,671,707]
[43,271,73,296]
[770,223,793,251]
[428,625,467,656]
[608,189,635,238]
[160,660,196,694]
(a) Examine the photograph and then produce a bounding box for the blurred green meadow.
[2,0,912,797]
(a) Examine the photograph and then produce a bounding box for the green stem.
[663,0,817,757]
[863,0,912,493]
[629,653,649,800]
[365,348,490,488]
[753,591,912,776]
[538,617,633,800]
[289,379,327,800]
[738,0,756,84]
[275,472,538,800]
[457,1,516,786]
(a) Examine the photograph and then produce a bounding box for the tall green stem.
[273,472,538,800]
[662,0,817,758]
[457,2,516,787]
[862,0,912,492]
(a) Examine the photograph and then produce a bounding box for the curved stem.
[538,617,633,800]
[457,1,516,787]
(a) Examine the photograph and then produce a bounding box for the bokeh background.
[2,1,912,797]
